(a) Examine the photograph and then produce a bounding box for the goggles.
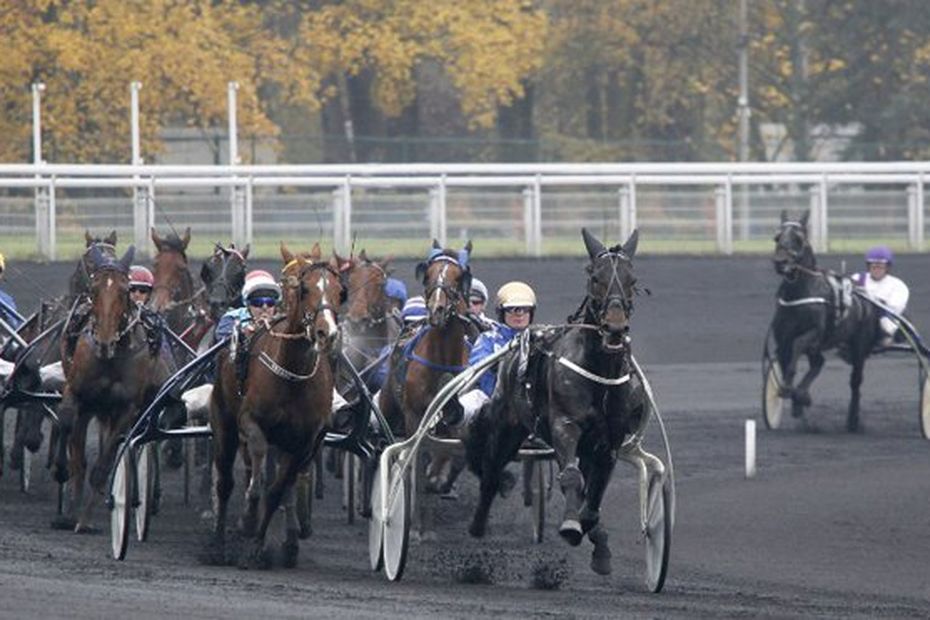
[503,306,532,315]
[248,296,277,308]
[129,285,152,294]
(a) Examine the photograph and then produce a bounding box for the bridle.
[273,261,343,343]
[585,251,635,326]
[773,222,819,281]
[424,257,469,327]
[346,260,389,330]
[204,245,246,312]
[88,265,138,355]
[75,241,117,295]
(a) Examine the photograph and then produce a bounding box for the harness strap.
[258,351,320,382]
[402,324,468,373]
[777,296,829,307]
[557,356,630,386]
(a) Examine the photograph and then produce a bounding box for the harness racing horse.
[52,245,173,532]
[67,230,119,302]
[150,227,207,345]
[463,228,645,576]
[200,242,249,328]
[771,210,881,431]
[208,243,344,568]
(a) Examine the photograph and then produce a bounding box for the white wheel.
[644,474,672,593]
[368,462,384,571]
[19,446,32,493]
[382,460,410,581]
[343,452,356,524]
[135,443,156,542]
[531,460,545,543]
[762,360,785,430]
[110,448,133,560]
[919,367,930,440]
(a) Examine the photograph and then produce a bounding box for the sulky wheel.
[110,447,133,560]
[342,452,357,525]
[19,445,32,493]
[920,366,930,440]
[135,443,157,542]
[368,461,384,572]
[644,472,672,594]
[762,359,785,430]
[531,459,546,543]
[382,459,410,582]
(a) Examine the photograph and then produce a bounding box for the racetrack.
[2,253,929,618]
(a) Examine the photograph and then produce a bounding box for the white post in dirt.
[917,174,925,251]
[130,81,150,257]
[745,419,757,478]
[228,81,245,246]
[523,187,533,254]
[32,83,50,259]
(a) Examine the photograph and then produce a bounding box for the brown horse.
[150,227,206,342]
[51,245,172,532]
[207,243,344,568]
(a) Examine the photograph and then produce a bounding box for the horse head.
[150,227,193,313]
[71,230,118,298]
[582,228,639,352]
[88,245,135,360]
[772,210,813,278]
[280,243,344,351]
[342,249,391,328]
[415,239,472,329]
[201,242,249,320]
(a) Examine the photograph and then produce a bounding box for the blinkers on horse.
[415,240,472,329]
[579,228,640,351]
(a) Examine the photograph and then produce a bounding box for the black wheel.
[531,460,545,543]
[343,452,356,525]
[382,460,410,581]
[368,461,384,571]
[644,473,672,593]
[110,448,133,560]
[135,443,156,542]
[762,359,785,430]
[919,365,930,440]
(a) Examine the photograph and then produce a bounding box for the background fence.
[0,162,926,259]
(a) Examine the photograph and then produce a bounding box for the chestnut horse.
[208,243,344,568]
[150,227,208,345]
[340,249,396,389]
[52,245,172,532]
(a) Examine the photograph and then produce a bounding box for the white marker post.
[745,419,757,478]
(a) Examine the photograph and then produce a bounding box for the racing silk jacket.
[858,272,909,316]
[0,289,22,329]
[469,322,521,396]
[215,306,253,340]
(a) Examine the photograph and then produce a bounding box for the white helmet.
[496,281,537,308]
[241,269,281,303]
[469,278,489,303]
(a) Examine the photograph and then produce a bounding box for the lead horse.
[770,210,880,431]
[463,228,645,575]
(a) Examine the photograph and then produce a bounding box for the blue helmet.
[384,278,408,304]
[865,246,893,265]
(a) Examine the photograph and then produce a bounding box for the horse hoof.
[50,516,77,531]
[281,541,299,569]
[847,419,861,433]
[558,519,584,547]
[589,527,612,575]
[298,523,312,540]
[792,392,812,407]
[74,523,101,535]
[579,508,600,534]
[468,519,487,539]
[498,470,516,499]
[238,541,272,570]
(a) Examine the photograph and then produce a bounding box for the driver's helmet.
[469,278,489,304]
[128,265,154,291]
[401,296,427,322]
[496,281,537,322]
[865,245,894,266]
[384,277,408,304]
[241,270,281,304]
[0,252,6,275]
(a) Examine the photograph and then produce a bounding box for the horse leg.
[80,411,135,533]
[239,419,267,539]
[467,412,528,538]
[276,455,305,568]
[242,450,303,569]
[847,353,866,433]
[550,416,586,547]
[206,413,237,564]
[579,447,617,575]
[55,411,90,532]
[792,349,825,410]
[781,329,820,417]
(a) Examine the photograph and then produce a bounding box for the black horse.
[462,228,646,576]
[771,210,881,431]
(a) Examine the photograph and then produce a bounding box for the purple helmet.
[865,245,893,265]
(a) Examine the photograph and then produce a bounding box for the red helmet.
[129,265,154,290]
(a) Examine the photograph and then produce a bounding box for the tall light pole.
[32,83,51,258]
[737,0,751,240]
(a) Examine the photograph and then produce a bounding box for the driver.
[855,246,910,346]
[0,252,23,330]
[128,265,155,306]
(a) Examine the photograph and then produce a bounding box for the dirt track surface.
[2,253,930,618]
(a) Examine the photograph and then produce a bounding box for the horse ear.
[151,227,163,251]
[622,229,639,259]
[415,262,428,283]
[780,209,788,224]
[280,242,294,264]
[105,230,117,246]
[240,244,250,259]
[432,239,441,250]
[464,240,473,255]
[200,261,213,284]
[181,226,191,249]
[84,230,94,247]
[310,243,322,260]
[381,254,394,270]
[359,249,368,262]
[581,228,606,259]
[800,211,810,230]
[119,246,135,273]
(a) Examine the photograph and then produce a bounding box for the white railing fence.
[0,162,926,259]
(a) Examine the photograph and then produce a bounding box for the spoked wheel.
[135,443,157,542]
[919,366,930,440]
[644,473,672,593]
[762,359,785,430]
[110,447,133,560]
[382,459,410,582]
[531,460,546,543]
[343,452,356,524]
[368,462,384,572]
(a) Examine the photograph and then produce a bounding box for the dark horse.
[200,242,249,327]
[52,245,172,532]
[208,243,343,568]
[463,228,646,575]
[771,210,880,431]
[150,227,208,345]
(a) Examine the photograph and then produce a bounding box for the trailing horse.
[207,243,344,568]
[52,245,173,532]
[150,227,208,344]
[770,210,881,431]
[463,228,645,576]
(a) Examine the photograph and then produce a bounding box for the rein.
[258,350,320,382]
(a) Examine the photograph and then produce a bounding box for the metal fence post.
[628,176,638,238]
[438,174,448,247]
[130,81,149,258]
[715,186,727,253]
[341,176,352,253]
[619,185,631,242]
[244,177,254,247]
[429,187,439,242]
[332,187,343,252]
[523,188,533,255]
[907,183,918,249]
[819,175,829,252]
[808,186,820,252]
[724,176,734,254]
[48,177,57,261]
[917,174,925,251]
[532,174,542,257]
